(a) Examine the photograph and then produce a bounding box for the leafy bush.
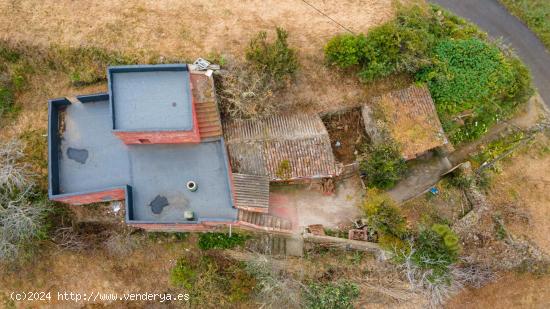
[245,27,298,84]
[198,232,249,250]
[324,5,484,81]
[411,224,460,279]
[363,189,408,239]
[359,141,407,189]
[303,281,360,309]
[447,170,473,189]
[417,39,532,143]
[324,34,366,68]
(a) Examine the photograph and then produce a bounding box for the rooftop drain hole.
[187,181,198,192]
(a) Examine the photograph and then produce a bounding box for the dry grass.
[485,133,550,255]
[0,0,397,118]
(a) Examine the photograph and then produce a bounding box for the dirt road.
[430,0,550,107]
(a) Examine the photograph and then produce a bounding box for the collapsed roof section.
[223,114,339,181]
[362,85,449,160]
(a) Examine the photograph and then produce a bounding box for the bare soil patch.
[322,107,369,164]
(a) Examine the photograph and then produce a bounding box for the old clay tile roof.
[223,114,339,180]
[365,85,448,160]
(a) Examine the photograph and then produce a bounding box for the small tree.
[246,27,298,84]
[359,141,407,190]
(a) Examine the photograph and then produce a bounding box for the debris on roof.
[362,85,448,160]
[223,114,339,180]
[190,72,223,139]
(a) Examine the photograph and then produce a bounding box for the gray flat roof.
[128,143,236,222]
[109,65,194,131]
[58,98,131,194]
[54,97,235,222]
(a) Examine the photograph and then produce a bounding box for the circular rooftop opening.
[187,180,198,192]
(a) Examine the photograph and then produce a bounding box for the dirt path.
[430,0,550,108]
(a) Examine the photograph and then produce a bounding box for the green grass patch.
[471,130,526,168]
[303,281,360,309]
[170,252,256,305]
[197,232,249,250]
[500,0,550,50]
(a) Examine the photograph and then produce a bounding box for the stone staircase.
[247,233,288,255]
[190,72,223,139]
[196,100,222,138]
[237,209,292,233]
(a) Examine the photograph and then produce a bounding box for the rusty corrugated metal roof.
[190,72,223,139]
[233,173,270,210]
[224,115,338,180]
[365,85,448,160]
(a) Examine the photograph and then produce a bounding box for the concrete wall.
[48,98,71,198]
[114,130,200,144]
[52,187,126,205]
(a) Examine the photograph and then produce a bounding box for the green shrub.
[324,5,485,81]
[447,171,473,189]
[245,27,298,84]
[431,223,460,253]
[198,232,249,250]
[359,141,407,190]
[363,190,408,239]
[417,39,532,144]
[303,281,360,309]
[324,34,366,68]
[411,224,460,279]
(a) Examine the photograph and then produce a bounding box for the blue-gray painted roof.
[108,64,194,131]
[49,96,236,223]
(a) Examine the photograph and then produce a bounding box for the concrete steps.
[238,209,292,232]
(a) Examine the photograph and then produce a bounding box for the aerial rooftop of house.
[48,64,244,229]
[362,85,449,160]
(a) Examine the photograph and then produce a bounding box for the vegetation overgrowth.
[218,27,298,120]
[325,4,533,144]
[359,141,407,189]
[500,0,550,50]
[198,232,249,250]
